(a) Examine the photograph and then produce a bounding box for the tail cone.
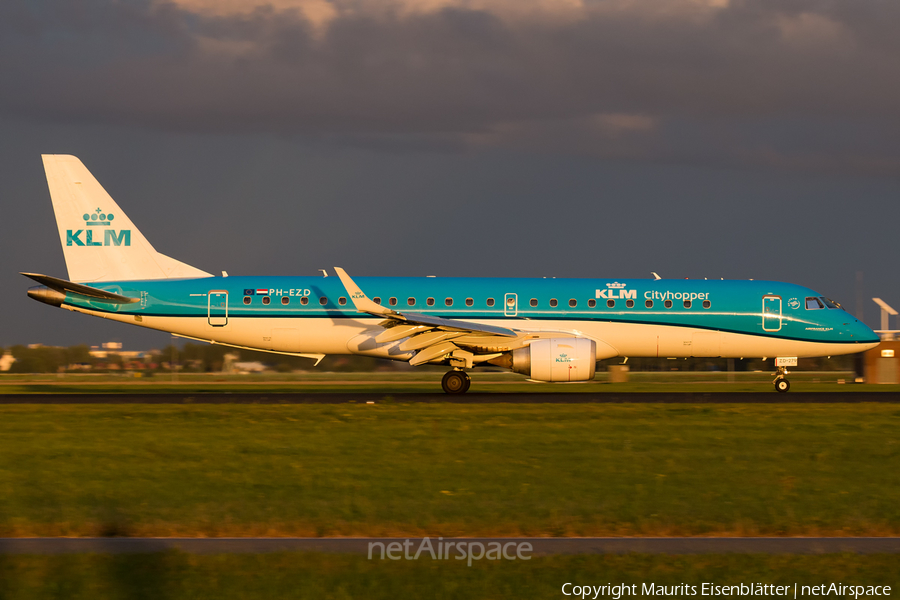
[27,286,65,307]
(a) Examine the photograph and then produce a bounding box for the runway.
[2,537,899,555]
[1,392,899,403]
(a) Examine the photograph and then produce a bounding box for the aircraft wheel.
[442,370,469,394]
[774,378,790,393]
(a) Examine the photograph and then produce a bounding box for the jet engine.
[508,338,597,382]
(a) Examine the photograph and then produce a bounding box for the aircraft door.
[504,293,518,317]
[762,295,781,332]
[208,291,228,327]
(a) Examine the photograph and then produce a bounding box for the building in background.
[862,298,900,384]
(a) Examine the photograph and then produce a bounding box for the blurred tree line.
[0,343,408,373]
[4,345,94,373]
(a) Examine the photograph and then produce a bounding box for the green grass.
[0,552,898,600]
[1,370,895,394]
[1,404,898,537]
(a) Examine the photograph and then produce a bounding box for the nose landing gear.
[773,366,791,393]
[441,369,471,394]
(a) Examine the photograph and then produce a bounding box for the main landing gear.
[442,369,471,394]
[773,366,791,393]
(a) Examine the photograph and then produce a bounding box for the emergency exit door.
[762,295,781,332]
[208,291,228,327]
[504,293,518,317]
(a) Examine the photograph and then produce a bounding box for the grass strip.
[1,404,898,537]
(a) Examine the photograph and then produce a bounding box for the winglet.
[334,267,393,316]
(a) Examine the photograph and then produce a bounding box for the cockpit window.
[806,297,824,310]
[820,296,842,309]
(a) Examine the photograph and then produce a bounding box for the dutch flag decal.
[256,288,269,295]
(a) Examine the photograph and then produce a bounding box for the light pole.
[872,298,898,340]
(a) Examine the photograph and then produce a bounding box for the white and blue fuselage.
[24,156,879,393]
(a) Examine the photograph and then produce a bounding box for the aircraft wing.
[334,267,518,367]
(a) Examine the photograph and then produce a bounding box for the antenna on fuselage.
[651,272,661,280]
[319,269,328,278]
[872,298,898,338]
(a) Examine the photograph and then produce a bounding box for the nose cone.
[849,318,880,351]
[27,285,65,307]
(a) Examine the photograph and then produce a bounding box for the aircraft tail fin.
[42,155,211,282]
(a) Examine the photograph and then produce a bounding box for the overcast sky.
[2,0,899,348]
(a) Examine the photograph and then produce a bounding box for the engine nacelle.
[511,338,597,382]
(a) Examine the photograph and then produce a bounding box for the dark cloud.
[2,0,900,172]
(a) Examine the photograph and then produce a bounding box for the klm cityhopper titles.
[24,155,879,393]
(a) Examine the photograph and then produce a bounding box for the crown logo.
[606,282,626,289]
[83,208,115,227]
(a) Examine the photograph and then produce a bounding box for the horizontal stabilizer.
[21,272,138,304]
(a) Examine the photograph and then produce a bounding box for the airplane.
[24,155,879,393]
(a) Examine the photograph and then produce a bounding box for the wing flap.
[409,341,458,367]
[398,330,464,352]
[374,324,432,344]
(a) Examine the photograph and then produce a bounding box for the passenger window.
[466,298,473,307]
[683,300,691,309]
[426,297,435,306]
[806,297,824,310]
[702,300,711,309]
[319,297,327,306]
[645,299,653,308]
[569,299,577,308]
[262,296,271,305]
[530,298,538,307]
[588,299,596,308]
[664,300,673,309]
[550,298,558,307]
[407,297,415,306]
[389,297,397,306]
[373,297,381,305]
[300,296,309,305]
[607,299,615,308]
[243,297,251,305]
[338,297,346,306]
[282,297,290,305]
[626,299,634,308]
[486,298,495,307]
[445,298,453,307]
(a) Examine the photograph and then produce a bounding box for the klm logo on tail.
[66,208,131,247]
